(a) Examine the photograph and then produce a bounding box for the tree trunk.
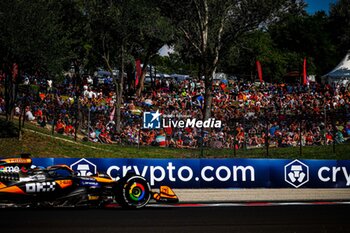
[115,44,125,133]
[4,65,15,121]
[18,104,23,140]
[75,97,82,141]
[4,72,9,121]
[136,68,147,97]
[202,67,214,121]
[203,84,212,121]
[135,51,151,97]
[73,60,82,88]
[10,82,15,120]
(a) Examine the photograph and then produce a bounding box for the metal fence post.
[243,115,247,150]
[200,125,204,158]
[88,107,91,141]
[233,118,237,157]
[332,111,336,154]
[299,110,303,156]
[138,124,141,150]
[265,108,269,157]
[324,107,327,145]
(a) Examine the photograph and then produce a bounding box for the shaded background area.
[1,205,349,233]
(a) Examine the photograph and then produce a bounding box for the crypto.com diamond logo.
[70,158,97,176]
[284,159,309,188]
[143,110,162,129]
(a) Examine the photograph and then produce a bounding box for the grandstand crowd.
[1,74,350,149]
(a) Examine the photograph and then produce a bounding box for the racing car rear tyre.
[116,175,151,209]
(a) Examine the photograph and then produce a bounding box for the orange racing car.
[0,154,178,208]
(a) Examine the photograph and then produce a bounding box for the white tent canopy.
[322,50,350,85]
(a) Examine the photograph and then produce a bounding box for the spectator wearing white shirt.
[25,106,35,121]
[47,79,53,93]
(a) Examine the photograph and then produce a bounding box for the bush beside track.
[1,117,350,159]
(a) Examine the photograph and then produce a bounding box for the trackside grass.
[0,118,350,159]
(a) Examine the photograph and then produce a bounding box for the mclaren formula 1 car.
[0,155,178,208]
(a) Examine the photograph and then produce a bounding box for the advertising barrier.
[31,158,350,189]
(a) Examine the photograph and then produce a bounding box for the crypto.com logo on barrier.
[143,110,222,129]
[284,159,309,188]
[70,158,97,176]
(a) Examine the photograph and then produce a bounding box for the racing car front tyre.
[115,175,151,209]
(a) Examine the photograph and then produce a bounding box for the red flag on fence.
[303,58,307,85]
[39,93,46,100]
[135,59,141,87]
[256,60,263,83]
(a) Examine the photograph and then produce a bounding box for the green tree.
[269,11,337,76]
[58,0,93,86]
[83,0,173,130]
[157,0,291,120]
[329,0,350,59]
[221,0,339,82]
[0,0,72,77]
[129,1,174,96]
[0,0,71,120]
[220,31,289,82]
[83,0,125,131]
[153,53,198,76]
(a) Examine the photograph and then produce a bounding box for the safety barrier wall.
[32,158,350,189]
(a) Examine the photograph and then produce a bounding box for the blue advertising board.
[31,158,350,189]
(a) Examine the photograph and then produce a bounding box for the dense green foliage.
[0,0,348,83]
[220,3,346,82]
[0,0,72,78]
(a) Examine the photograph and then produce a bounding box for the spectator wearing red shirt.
[55,119,65,134]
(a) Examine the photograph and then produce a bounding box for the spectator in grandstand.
[3,71,350,150]
[25,106,35,121]
[55,118,66,134]
[155,130,166,147]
